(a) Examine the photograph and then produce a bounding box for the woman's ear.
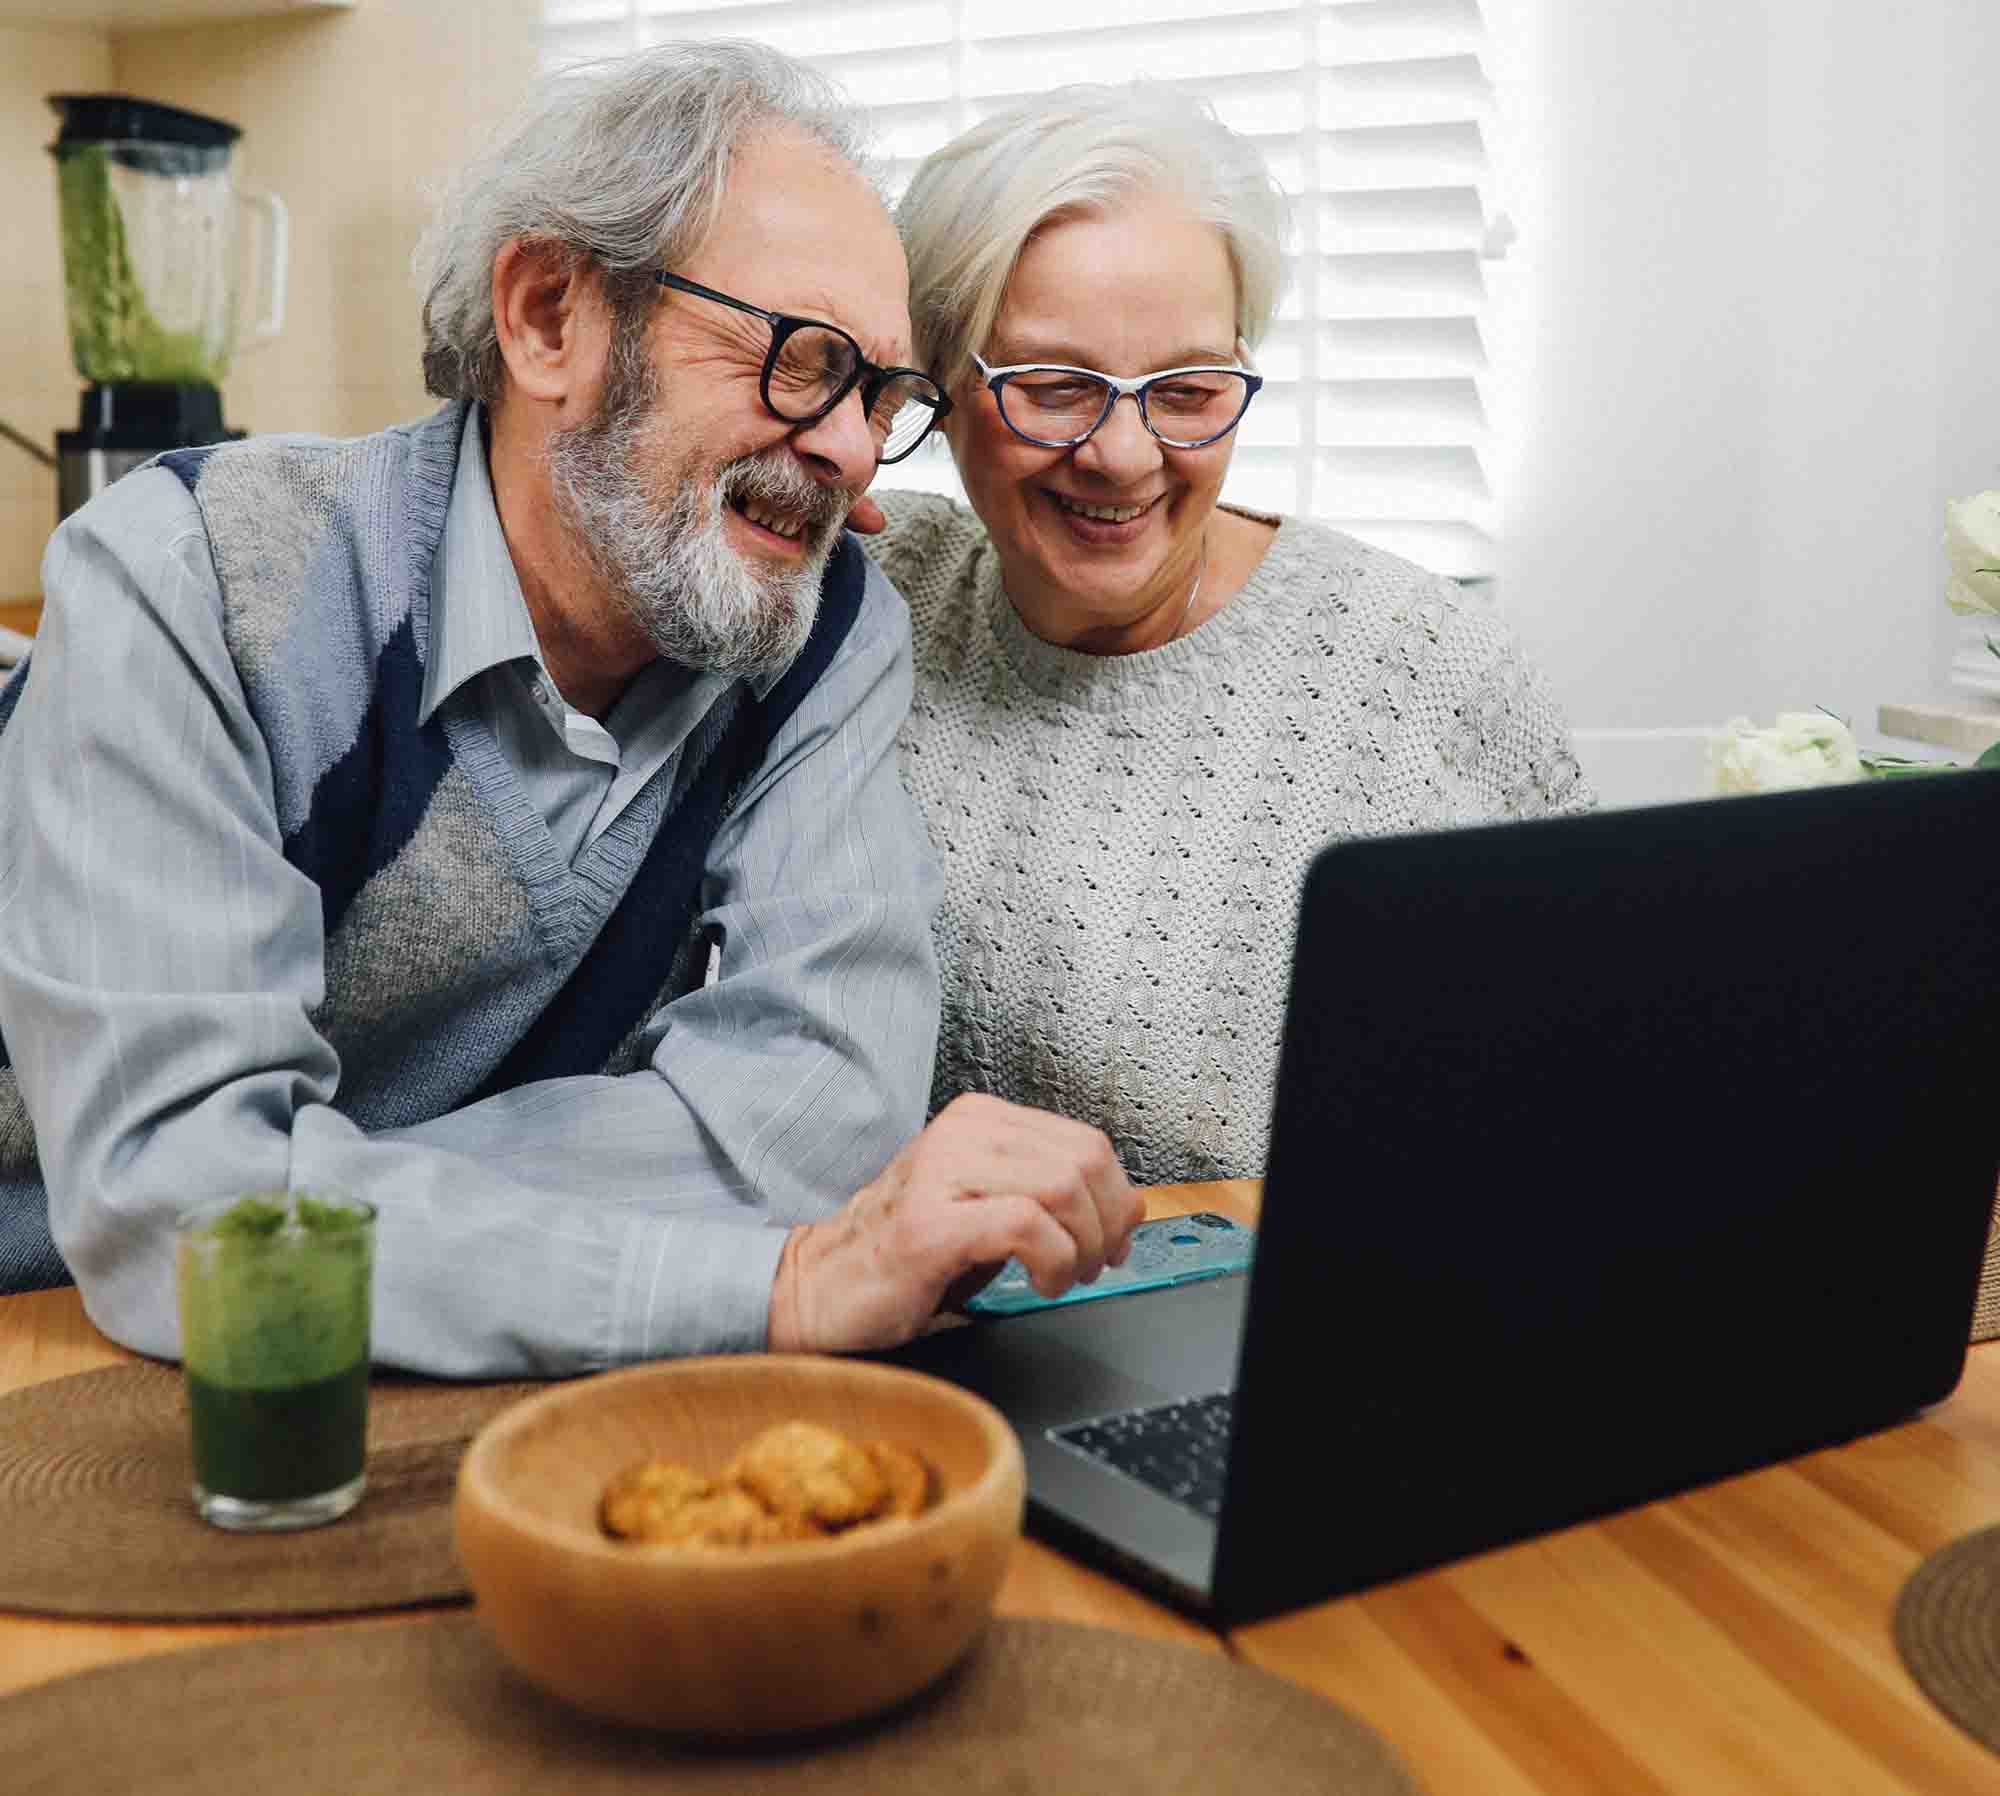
[491,238,607,409]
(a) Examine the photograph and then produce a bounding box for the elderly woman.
[863,85,1592,1186]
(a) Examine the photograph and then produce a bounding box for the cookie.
[862,1439,934,1519]
[598,1459,718,1541]
[726,1420,887,1528]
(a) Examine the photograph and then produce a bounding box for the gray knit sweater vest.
[0,402,864,1291]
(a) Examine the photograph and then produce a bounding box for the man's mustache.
[720,448,876,532]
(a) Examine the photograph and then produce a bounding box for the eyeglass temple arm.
[653,271,781,326]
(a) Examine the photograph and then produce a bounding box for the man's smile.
[731,495,810,546]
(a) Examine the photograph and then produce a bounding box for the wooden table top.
[5,1178,1999,1792]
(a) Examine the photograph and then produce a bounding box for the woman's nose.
[1073,392,1163,483]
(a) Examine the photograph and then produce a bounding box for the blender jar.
[49,93,287,388]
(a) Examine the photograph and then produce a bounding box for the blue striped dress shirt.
[0,411,943,1375]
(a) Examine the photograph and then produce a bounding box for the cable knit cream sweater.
[863,490,1594,1185]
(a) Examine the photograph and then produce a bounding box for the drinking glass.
[174,1192,375,1531]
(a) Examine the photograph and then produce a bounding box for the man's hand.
[767,1094,1143,1353]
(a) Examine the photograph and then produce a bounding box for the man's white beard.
[546,365,847,680]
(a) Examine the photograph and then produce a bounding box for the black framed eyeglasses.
[972,352,1263,450]
[655,271,951,464]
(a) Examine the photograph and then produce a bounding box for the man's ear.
[491,239,605,409]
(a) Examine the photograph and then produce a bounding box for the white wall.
[1496,0,2000,734]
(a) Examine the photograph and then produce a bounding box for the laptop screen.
[1215,773,2000,1622]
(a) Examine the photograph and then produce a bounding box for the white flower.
[1709,713,1865,795]
[1945,490,2000,618]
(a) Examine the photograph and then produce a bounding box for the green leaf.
[1975,739,2000,770]
[1862,758,1958,778]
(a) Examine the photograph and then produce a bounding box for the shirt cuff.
[612,1214,791,1360]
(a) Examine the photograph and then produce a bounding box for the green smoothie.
[176,1193,374,1521]
[56,142,228,385]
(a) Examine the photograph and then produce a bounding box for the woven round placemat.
[2,1610,1421,1795]
[1893,1522,2000,1754]
[0,1361,543,1620]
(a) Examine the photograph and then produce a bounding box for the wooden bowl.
[453,1354,1025,1736]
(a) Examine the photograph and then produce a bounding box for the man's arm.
[399,556,954,1358]
[0,475,941,1376]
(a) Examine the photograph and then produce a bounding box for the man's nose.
[788,386,880,494]
[1073,392,1163,483]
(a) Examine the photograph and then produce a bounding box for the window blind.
[541,0,1505,578]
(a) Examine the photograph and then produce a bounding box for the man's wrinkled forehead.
[686,126,912,364]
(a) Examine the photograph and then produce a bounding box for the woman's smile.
[1043,487,1166,545]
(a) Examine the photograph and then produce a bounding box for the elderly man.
[0,41,1139,1374]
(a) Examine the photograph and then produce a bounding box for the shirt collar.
[419,404,543,725]
[420,403,797,721]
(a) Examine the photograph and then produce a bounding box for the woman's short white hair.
[414,40,868,403]
[896,83,1289,387]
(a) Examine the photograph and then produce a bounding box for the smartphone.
[961,1212,1254,1317]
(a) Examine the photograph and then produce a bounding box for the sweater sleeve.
[1429,579,1597,820]
[0,470,939,1377]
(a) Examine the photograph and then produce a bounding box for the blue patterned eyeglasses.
[972,352,1263,450]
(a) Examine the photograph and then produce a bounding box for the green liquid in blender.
[57,143,228,386]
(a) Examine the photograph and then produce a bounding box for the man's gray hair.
[897,83,1289,389]
[414,39,869,403]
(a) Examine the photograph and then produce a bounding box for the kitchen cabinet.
[0,1,352,26]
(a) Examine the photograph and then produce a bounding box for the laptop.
[889,771,2000,1626]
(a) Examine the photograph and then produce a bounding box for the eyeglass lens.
[767,324,941,460]
[1000,369,1253,447]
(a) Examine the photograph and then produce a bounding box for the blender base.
[56,381,244,523]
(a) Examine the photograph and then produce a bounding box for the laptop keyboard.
[1050,1389,1235,1521]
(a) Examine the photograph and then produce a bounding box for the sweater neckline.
[982,504,1315,709]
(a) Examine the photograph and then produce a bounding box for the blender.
[48,93,287,522]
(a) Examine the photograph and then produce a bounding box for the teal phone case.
[961,1212,1254,1316]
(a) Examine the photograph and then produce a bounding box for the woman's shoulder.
[1253,511,1504,639]
[1272,517,1575,727]
[1252,509,1440,590]
[856,489,988,617]
[1237,513,1556,717]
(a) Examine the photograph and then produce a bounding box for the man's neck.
[484,398,656,721]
